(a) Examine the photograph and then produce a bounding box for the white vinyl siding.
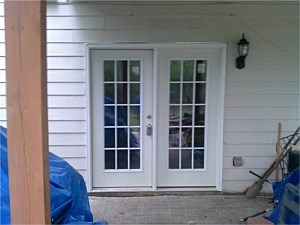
[1,1,299,192]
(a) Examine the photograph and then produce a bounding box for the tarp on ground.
[0,126,107,225]
[267,167,300,225]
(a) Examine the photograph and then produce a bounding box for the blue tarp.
[0,126,107,225]
[267,167,300,225]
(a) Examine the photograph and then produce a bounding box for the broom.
[245,126,300,199]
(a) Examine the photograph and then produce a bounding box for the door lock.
[146,124,152,136]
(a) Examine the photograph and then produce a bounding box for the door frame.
[86,43,226,192]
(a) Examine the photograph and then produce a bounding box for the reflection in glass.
[168,59,207,170]
[105,128,115,148]
[169,128,179,147]
[130,107,140,126]
[194,128,205,147]
[194,149,204,169]
[104,106,115,126]
[169,106,180,126]
[183,60,194,81]
[130,150,140,169]
[196,60,206,81]
[182,83,193,104]
[130,61,140,81]
[181,149,192,169]
[104,83,114,100]
[195,83,206,104]
[130,83,140,104]
[170,60,181,81]
[170,83,180,104]
[195,106,205,126]
[105,150,115,169]
[130,128,140,147]
[117,150,128,169]
[169,150,179,169]
[117,106,127,126]
[104,61,115,81]
[181,128,192,147]
[182,106,192,125]
[117,61,127,81]
[117,128,128,148]
[117,83,128,104]
[104,59,142,171]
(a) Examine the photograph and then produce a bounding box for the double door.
[90,45,224,189]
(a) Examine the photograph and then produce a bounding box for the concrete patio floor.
[89,194,273,224]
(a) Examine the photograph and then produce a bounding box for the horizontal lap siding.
[46,2,88,169]
[1,2,299,192]
[46,2,298,192]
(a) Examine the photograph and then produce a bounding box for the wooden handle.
[275,123,281,181]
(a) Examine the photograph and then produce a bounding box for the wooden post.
[4,0,51,224]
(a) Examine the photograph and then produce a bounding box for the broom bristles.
[246,182,263,199]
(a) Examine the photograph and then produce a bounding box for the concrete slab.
[89,195,273,224]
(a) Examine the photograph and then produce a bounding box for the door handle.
[146,124,152,136]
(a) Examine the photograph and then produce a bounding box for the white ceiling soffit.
[51,0,299,4]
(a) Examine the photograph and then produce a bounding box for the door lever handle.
[146,124,152,136]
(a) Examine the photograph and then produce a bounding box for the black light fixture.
[236,33,250,69]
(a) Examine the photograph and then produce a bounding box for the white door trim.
[86,43,226,192]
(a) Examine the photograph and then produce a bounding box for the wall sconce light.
[236,33,250,69]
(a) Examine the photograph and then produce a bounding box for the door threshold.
[89,187,221,197]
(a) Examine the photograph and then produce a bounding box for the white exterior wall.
[0,1,299,192]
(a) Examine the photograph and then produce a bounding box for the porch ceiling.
[49,0,299,4]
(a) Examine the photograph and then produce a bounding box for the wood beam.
[4,0,51,224]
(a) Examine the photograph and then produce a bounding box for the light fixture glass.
[236,33,250,69]
[238,34,249,57]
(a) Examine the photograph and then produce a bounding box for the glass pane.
[117,83,128,104]
[195,83,206,104]
[182,128,192,147]
[117,150,128,169]
[181,149,192,169]
[117,106,127,126]
[183,60,194,81]
[105,128,115,148]
[130,106,140,126]
[130,150,140,169]
[130,128,140,147]
[195,106,205,126]
[104,61,115,81]
[117,61,128,81]
[130,83,140,104]
[182,83,193,104]
[168,58,207,171]
[169,106,180,126]
[194,128,205,147]
[104,83,114,101]
[117,128,128,148]
[170,83,180,104]
[196,60,206,81]
[182,106,192,126]
[104,106,115,126]
[105,150,115,169]
[169,150,179,169]
[169,128,179,147]
[130,61,140,81]
[170,60,181,81]
[194,149,204,169]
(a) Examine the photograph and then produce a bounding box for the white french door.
[89,44,225,190]
[90,50,153,187]
[156,47,224,187]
